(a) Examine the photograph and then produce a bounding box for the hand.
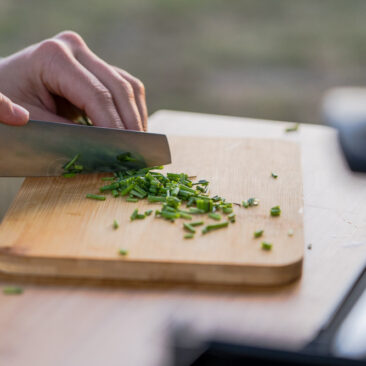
[0,31,147,130]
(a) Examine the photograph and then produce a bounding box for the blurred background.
[1,0,366,124]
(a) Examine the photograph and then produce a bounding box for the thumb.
[0,92,29,126]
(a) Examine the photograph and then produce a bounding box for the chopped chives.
[208,212,221,221]
[183,222,196,233]
[100,182,120,192]
[63,173,76,178]
[3,286,23,295]
[63,153,80,171]
[228,213,236,223]
[86,193,106,201]
[271,172,278,179]
[112,189,119,198]
[270,206,281,216]
[130,209,138,221]
[118,249,129,256]
[148,195,166,203]
[145,210,153,216]
[126,197,138,203]
[202,221,229,234]
[285,123,300,133]
[261,241,273,250]
[190,221,204,226]
[222,207,233,214]
[113,220,119,229]
[184,233,194,239]
[101,177,115,181]
[254,229,264,238]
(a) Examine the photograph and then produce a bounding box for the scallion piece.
[148,195,166,203]
[228,213,236,223]
[3,286,23,295]
[254,229,264,238]
[270,206,281,216]
[190,221,204,226]
[130,209,138,221]
[126,197,138,203]
[208,212,221,221]
[285,123,300,133]
[101,177,115,181]
[63,173,76,178]
[145,210,153,216]
[184,233,194,239]
[113,220,119,229]
[63,153,80,171]
[202,221,229,234]
[183,222,196,233]
[271,172,278,179]
[118,249,129,256]
[261,241,273,250]
[86,193,106,201]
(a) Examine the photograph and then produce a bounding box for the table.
[0,110,365,366]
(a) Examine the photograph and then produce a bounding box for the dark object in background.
[173,263,366,365]
[323,88,366,172]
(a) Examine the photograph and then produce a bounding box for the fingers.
[0,92,29,126]
[55,31,145,131]
[114,67,148,131]
[21,103,73,124]
[33,39,125,129]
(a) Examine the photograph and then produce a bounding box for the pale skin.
[0,31,147,131]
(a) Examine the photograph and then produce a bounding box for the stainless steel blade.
[0,120,171,176]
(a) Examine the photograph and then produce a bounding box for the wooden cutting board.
[0,136,304,286]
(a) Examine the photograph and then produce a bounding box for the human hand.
[0,31,147,130]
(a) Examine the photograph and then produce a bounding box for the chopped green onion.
[190,221,204,226]
[285,123,300,133]
[222,207,233,214]
[118,249,129,256]
[113,220,119,229]
[183,222,196,233]
[3,286,23,295]
[112,189,119,198]
[63,173,76,178]
[126,197,138,203]
[130,209,138,221]
[271,172,278,179]
[261,241,273,250]
[242,200,249,208]
[145,210,153,216]
[184,233,194,239]
[208,212,221,221]
[148,195,166,203]
[86,193,106,201]
[254,229,264,238]
[202,221,229,234]
[270,206,281,216]
[63,153,80,171]
[101,177,115,181]
[228,213,236,223]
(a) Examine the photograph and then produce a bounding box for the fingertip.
[12,103,29,125]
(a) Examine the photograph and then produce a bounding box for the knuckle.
[56,30,85,47]
[120,80,135,100]
[36,39,67,57]
[93,87,113,105]
[132,78,145,96]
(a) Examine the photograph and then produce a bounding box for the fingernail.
[12,103,29,124]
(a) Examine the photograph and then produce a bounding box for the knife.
[0,120,171,177]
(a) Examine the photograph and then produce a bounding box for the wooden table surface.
[1,110,366,366]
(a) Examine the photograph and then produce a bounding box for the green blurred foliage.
[1,0,366,123]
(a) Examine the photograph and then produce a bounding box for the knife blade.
[0,120,171,177]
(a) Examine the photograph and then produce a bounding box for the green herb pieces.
[270,206,281,216]
[148,195,166,203]
[118,249,129,256]
[184,233,194,239]
[261,241,273,250]
[190,221,204,227]
[288,229,294,236]
[285,123,300,133]
[101,177,115,181]
[208,212,221,221]
[63,173,76,178]
[254,229,264,238]
[126,197,139,203]
[183,222,196,233]
[242,198,259,208]
[222,207,233,214]
[130,209,138,221]
[100,182,120,192]
[3,286,23,295]
[202,221,229,234]
[63,153,80,171]
[228,213,236,223]
[112,190,119,198]
[113,220,119,230]
[145,210,153,216]
[271,172,278,179]
[86,193,106,201]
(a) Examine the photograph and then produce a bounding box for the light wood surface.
[0,137,303,285]
[0,110,365,366]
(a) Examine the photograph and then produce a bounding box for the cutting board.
[0,136,304,286]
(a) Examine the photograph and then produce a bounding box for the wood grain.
[0,137,303,285]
